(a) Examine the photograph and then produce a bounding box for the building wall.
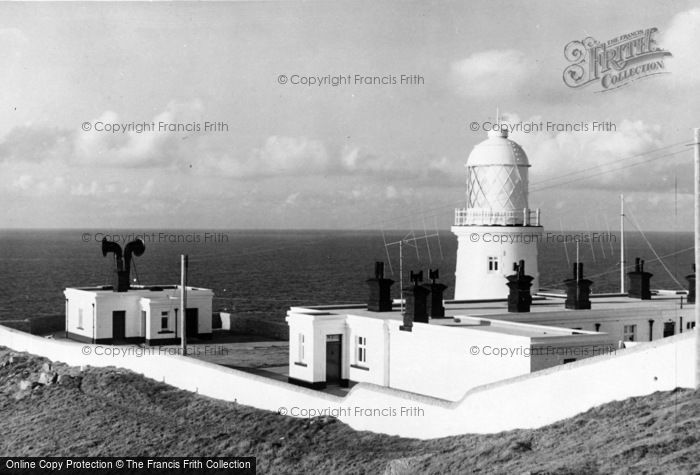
[529,336,618,372]
[346,314,387,386]
[64,289,97,341]
[452,225,541,300]
[192,293,213,335]
[287,317,316,384]
[2,323,693,439]
[93,293,141,340]
[496,305,688,344]
[146,301,176,342]
[289,311,621,399]
[386,320,533,400]
[287,310,347,386]
[65,287,213,344]
[144,293,213,342]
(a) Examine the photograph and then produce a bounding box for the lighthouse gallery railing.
[454,208,541,226]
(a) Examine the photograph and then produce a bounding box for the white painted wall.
[63,289,96,340]
[387,320,533,400]
[287,318,315,383]
[1,324,694,440]
[452,225,541,300]
[286,310,346,384]
[64,287,213,342]
[497,306,688,345]
[346,314,387,386]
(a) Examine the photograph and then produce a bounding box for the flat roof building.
[286,293,692,400]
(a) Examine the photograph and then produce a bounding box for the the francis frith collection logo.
[563,27,672,92]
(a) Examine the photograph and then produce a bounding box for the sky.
[1,0,699,231]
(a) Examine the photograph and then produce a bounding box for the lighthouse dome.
[464,127,531,216]
[467,128,530,167]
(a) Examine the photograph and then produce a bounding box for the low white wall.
[0,324,695,439]
[387,320,532,400]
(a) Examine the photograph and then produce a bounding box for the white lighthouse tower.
[452,127,542,300]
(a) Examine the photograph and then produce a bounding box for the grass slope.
[0,347,698,474]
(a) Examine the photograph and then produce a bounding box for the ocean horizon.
[0,229,694,322]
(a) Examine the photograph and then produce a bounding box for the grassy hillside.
[1,347,698,474]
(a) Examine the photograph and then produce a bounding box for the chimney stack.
[506,260,533,312]
[686,264,696,304]
[422,268,448,318]
[366,262,394,311]
[627,257,653,299]
[400,270,431,331]
[563,262,593,309]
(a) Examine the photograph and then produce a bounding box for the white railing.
[454,208,540,226]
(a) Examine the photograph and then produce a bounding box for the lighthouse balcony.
[454,208,541,226]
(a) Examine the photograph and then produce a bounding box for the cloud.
[139,179,155,197]
[662,8,700,88]
[283,192,301,206]
[74,100,205,168]
[11,174,66,196]
[71,181,100,197]
[0,102,460,188]
[338,145,461,184]
[0,100,209,171]
[202,135,329,178]
[0,27,28,60]
[500,113,670,192]
[11,174,33,191]
[449,49,537,99]
[0,125,72,163]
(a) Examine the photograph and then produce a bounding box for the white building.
[285,295,692,399]
[285,125,696,400]
[452,127,541,300]
[65,285,213,345]
[64,237,213,345]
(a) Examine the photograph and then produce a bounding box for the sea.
[0,229,694,322]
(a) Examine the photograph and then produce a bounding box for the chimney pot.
[564,261,593,309]
[627,256,653,299]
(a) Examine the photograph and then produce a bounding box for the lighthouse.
[452,127,542,300]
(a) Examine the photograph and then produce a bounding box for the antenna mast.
[693,127,700,389]
[620,194,625,294]
[385,232,439,315]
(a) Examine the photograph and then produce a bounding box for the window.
[298,334,305,362]
[357,336,367,364]
[161,311,169,330]
[487,256,499,272]
[623,324,637,342]
[688,322,697,330]
[78,308,83,329]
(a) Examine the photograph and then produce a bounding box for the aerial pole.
[180,254,188,356]
[693,128,700,388]
[620,194,625,294]
[576,241,580,304]
[399,241,403,314]
[385,232,439,315]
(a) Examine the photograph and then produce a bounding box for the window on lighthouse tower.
[488,256,499,272]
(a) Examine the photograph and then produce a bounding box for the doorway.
[186,308,199,339]
[325,334,342,385]
[112,311,126,342]
[663,321,675,338]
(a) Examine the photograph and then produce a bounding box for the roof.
[288,292,689,336]
[64,284,213,298]
[467,128,530,167]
